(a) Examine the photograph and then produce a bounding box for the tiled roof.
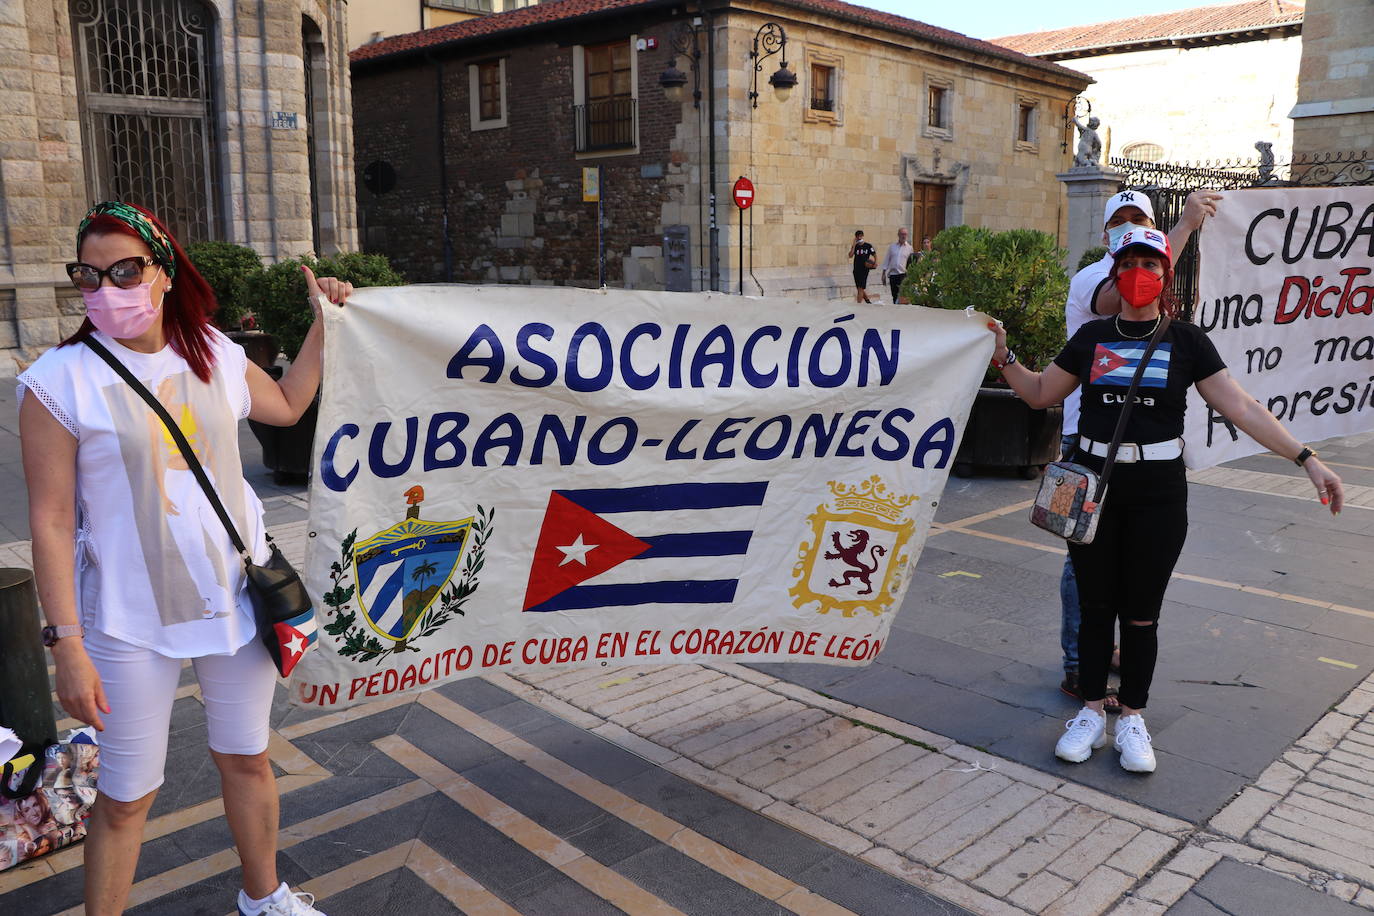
[994,0,1303,57]
[350,0,1087,81]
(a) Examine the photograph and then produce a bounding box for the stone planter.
[246,365,318,484]
[225,330,279,370]
[953,386,1063,479]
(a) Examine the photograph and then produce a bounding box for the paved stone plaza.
[1,375,1372,915]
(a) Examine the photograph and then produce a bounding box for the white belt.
[1078,435,1183,463]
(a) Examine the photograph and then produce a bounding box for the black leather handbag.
[85,338,316,676]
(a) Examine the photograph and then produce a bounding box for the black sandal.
[1060,673,1122,713]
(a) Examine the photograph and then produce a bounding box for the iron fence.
[1110,150,1373,320]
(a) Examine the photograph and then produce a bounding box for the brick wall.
[353,32,683,287]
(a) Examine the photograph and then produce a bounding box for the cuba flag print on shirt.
[1089,341,1172,388]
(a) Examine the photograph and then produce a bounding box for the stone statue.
[1255,140,1276,184]
[1072,115,1102,168]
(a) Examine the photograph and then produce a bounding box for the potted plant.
[185,241,278,368]
[902,226,1070,478]
[242,252,405,483]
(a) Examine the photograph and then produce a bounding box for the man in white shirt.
[1058,188,1222,703]
[879,228,914,304]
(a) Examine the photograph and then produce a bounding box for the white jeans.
[84,628,277,802]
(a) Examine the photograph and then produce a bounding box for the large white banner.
[1184,186,1374,468]
[288,287,991,709]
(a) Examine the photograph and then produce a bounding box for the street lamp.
[749,22,796,108]
[659,17,719,290]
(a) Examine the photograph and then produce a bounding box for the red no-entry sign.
[732,176,755,210]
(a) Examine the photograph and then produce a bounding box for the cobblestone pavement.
[2,380,1372,913]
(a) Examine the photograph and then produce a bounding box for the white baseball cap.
[1103,190,1155,227]
[1112,227,1172,265]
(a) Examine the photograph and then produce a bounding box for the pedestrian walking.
[20,201,352,915]
[848,230,877,304]
[879,228,914,304]
[987,227,1342,774]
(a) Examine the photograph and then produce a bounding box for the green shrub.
[1077,246,1108,271]
[185,241,263,329]
[901,226,1069,385]
[244,252,405,359]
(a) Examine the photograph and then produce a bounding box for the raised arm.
[246,266,350,426]
[1195,368,1343,514]
[987,320,1080,408]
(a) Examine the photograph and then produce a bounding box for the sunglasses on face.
[65,256,156,292]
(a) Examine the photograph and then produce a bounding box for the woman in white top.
[20,202,352,916]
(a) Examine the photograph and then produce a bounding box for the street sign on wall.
[732,176,754,210]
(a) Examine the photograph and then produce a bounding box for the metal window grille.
[71,0,221,242]
[574,99,637,152]
[810,64,833,111]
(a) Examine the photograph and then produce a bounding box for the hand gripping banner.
[290,287,992,709]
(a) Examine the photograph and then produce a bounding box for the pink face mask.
[82,268,163,339]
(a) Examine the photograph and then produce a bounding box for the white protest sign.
[1184,186,1374,469]
[288,287,991,710]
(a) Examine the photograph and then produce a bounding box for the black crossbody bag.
[1029,315,1172,545]
[85,338,315,676]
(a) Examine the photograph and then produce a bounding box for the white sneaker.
[239,884,327,916]
[1115,714,1157,773]
[1055,706,1107,763]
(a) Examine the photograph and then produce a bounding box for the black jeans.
[1067,454,1188,710]
[888,272,905,302]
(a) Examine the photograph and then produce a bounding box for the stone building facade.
[1291,0,1374,155]
[995,0,1304,166]
[351,0,1089,298]
[0,0,357,370]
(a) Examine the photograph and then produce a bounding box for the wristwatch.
[1294,447,1317,467]
[41,625,84,647]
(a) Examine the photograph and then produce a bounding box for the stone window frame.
[923,75,954,141]
[571,35,640,159]
[803,47,843,126]
[469,58,507,131]
[1014,95,1039,152]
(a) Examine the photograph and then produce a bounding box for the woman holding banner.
[19,202,351,915]
[988,227,1343,774]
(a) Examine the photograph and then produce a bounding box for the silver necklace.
[1115,314,1161,340]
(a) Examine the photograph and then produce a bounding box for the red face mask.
[1117,267,1164,307]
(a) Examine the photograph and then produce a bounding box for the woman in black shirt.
[987,228,1343,773]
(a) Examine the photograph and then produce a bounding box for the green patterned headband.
[77,202,177,277]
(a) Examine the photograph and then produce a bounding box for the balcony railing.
[810,97,835,112]
[574,98,637,152]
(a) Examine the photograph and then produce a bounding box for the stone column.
[1057,165,1123,272]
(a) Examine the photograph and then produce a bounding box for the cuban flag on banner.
[1089,341,1172,388]
[523,482,768,612]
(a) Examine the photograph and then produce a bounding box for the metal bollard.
[0,568,58,749]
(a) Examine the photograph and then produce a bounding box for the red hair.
[62,204,219,382]
[1109,245,1180,319]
